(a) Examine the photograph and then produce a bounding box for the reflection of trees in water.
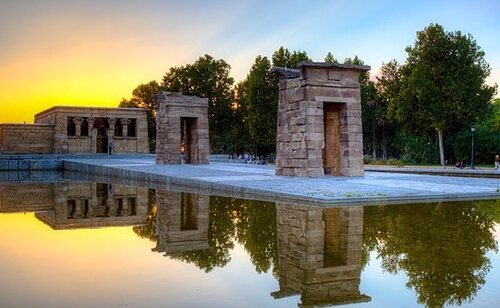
[234,199,278,275]
[490,199,500,224]
[132,189,157,242]
[363,200,499,307]
[133,193,278,274]
[132,191,499,306]
[168,196,236,272]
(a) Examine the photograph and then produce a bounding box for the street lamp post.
[470,125,476,170]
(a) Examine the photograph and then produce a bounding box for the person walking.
[495,154,500,170]
[108,140,113,155]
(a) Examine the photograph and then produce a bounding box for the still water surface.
[0,179,499,307]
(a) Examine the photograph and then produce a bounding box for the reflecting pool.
[0,179,499,307]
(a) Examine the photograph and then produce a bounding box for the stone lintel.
[315,96,357,104]
[156,92,208,107]
[0,123,54,128]
[298,61,371,72]
[270,67,301,79]
[159,100,208,108]
[34,106,146,119]
[300,79,361,89]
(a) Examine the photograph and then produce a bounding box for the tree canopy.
[119,80,161,152]
[119,31,498,166]
[233,47,311,155]
[324,52,338,64]
[162,54,236,152]
[271,46,311,68]
[388,23,496,165]
[243,56,278,154]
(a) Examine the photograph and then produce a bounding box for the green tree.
[324,52,338,64]
[452,98,500,164]
[271,46,311,68]
[389,23,497,166]
[161,54,236,152]
[119,80,161,152]
[234,47,311,156]
[243,56,279,154]
[375,60,403,160]
[227,80,252,154]
[343,56,379,160]
[492,98,500,130]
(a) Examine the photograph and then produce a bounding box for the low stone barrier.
[0,154,155,171]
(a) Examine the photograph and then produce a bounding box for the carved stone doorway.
[181,117,197,164]
[94,118,108,153]
[96,127,108,153]
[323,104,342,175]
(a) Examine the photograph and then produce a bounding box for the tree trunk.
[382,126,388,160]
[371,111,377,161]
[371,138,377,161]
[437,128,445,167]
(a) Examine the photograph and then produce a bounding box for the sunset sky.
[1,0,499,123]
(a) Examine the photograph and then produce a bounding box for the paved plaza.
[63,157,500,205]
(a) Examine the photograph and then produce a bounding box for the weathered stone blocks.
[33,106,149,154]
[154,191,209,254]
[156,92,209,165]
[0,124,54,154]
[272,203,370,306]
[273,62,370,177]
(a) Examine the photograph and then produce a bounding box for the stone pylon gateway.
[156,92,209,164]
[273,62,370,177]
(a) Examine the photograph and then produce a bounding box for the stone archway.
[155,92,209,165]
[273,62,370,177]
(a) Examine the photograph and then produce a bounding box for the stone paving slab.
[63,157,500,206]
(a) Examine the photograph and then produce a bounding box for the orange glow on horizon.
[1,1,498,125]
[0,11,207,124]
[0,47,173,123]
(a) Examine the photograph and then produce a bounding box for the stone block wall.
[34,106,149,154]
[0,183,55,212]
[33,182,148,229]
[0,124,54,154]
[1,180,149,229]
[275,62,370,177]
[156,92,209,164]
[0,106,148,155]
[67,137,92,153]
[154,191,209,254]
[273,203,369,306]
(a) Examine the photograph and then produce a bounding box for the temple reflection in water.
[148,191,370,306]
[0,182,148,229]
[153,191,209,254]
[1,180,497,307]
[272,204,370,306]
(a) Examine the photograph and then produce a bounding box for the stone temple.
[273,62,370,177]
[0,106,148,154]
[156,92,210,165]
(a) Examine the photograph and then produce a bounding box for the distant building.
[0,106,148,154]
